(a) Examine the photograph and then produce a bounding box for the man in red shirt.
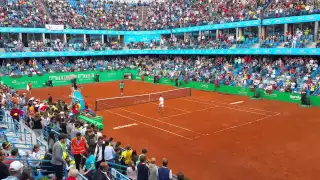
[66,168,79,180]
[10,105,23,131]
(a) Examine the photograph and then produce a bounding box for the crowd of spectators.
[44,0,263,30]
[0,54,319,179]
[264,0,320,19]
[0,79,185,180]
[137,55,320,95]
[6,30,318,53]
[0,0,50,27]
[0,55,319,96]
[0,0,319,30]
[0,57,136,76]
[4,39,24,52]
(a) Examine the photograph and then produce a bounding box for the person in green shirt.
[120,81,124,96]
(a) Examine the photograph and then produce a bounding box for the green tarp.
[79,115,104,130]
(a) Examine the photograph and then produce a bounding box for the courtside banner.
[124,73,132,80]
[45,24,64,31]
[2,69,138,89]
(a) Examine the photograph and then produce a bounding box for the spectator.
[48,131,56,150]
[158,158,173,180]
[20,168,33,180]
[82,147,96,179]
[137,154,149,180]
[30,112,43,139]
[136,148,149,165]
[29,144,41,167]
[70,123,81,139]
[126,160,138,180]
[0,150,9,179]
[48,94,53,105]
[41,149,54,176]
[121,145,133,165]
[10,105,23,131]
[104,140,116,162]
[148,158,158,180]
[2,142,11,156]
[94,136,106,169]
[91,161,111,180]
[3,148,19,166]
[71,132,88,170]
[3,161,23,180]
[176,172,185,180]
[66,168,79,180]
[51,133,67,180]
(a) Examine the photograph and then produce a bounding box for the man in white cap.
[2,160,23,180]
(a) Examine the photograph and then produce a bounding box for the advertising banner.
[45,24,64,31]
[2,69,138,90]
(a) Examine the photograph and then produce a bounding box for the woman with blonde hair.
[126,160,137,180]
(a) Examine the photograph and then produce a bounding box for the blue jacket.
[158,167,170,180]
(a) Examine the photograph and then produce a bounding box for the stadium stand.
[0,56,319,96]
[0,0,320,179]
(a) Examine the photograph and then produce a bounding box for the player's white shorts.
[159,103,164,108]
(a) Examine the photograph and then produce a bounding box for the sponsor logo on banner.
[264,93,278,98]
[49,73,94,82]
[105,72,117,77]
[136,76,142,80]
[238,88,248,95]
[162,79,169,84]
[78,73,95,80]
[45,24,64,31]
[49,74,77,81]
[200,83,209,89]
[289,95,301,100]
[148,77,153,81]
[12,80,37,86]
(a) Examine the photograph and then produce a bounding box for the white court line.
[209,113,280,135]
[106,110,192,140]
[113,123,138,130]
[158,106,218,120]
[149,102,191,113]
[183,98,269,116]
[119,108,206,136]
[189,97,281,115]
[229,101,244,105]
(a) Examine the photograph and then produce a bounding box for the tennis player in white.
[158,95,164,113]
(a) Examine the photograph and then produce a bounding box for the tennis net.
[95,88,191,111]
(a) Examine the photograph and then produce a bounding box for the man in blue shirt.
[137,154,149,180]
[158,158,173,180]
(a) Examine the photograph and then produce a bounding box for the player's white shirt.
[159,97,164,105]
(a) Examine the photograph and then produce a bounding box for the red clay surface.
[27,81,320,180]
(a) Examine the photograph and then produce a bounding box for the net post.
[95,100,98,111]
[189,88,191,96]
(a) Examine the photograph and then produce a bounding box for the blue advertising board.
[0,20,260,35]
[0,14,319,35]
[263,14,320,25]
[124,34,161,44]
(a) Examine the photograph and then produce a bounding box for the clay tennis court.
[27,81,320,180]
